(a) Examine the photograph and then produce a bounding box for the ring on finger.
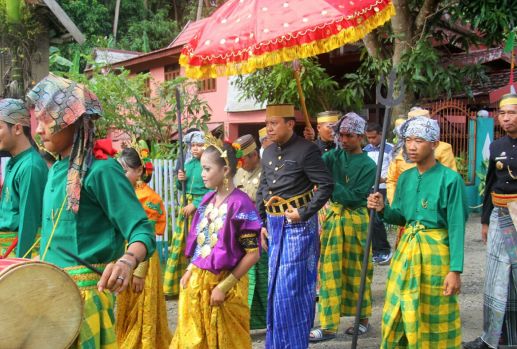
[117,276,125,282]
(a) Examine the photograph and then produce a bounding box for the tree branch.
[414,0,440,36]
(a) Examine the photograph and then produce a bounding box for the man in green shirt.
[0,98,47,258]
[367,116,468,348]
[28,73,155,349]
[310,112,376,342]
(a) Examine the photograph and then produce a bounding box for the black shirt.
[481,135,517,224]
[256,134,334,221]
[315,138,335,154]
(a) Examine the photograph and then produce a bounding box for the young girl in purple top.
[170,135,261,349]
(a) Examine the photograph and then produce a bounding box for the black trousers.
[371,189,391,255]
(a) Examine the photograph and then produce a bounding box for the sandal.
[345,323,370,336]
[309,328,337,342]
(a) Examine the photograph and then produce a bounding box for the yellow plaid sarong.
[0,231,16,258]
[65,265,118,349]
[381,224,461,348]
[318,203,372,331]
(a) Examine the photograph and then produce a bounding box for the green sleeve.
[16,160,47,257]
[192,194,203,208]
[446,174,468,272]
[332,163,375,207]
[89,160,156,259]
[381,177,406,226]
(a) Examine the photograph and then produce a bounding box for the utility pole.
[113,0,121,43]
[196,0,203,20]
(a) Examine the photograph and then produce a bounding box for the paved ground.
[166,214,486,348]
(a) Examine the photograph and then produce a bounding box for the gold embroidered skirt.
[170,266,251,349]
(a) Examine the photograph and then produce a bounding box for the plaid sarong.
[163,194,196,296]
[265,213,319,349]
[248,252,268,330]
[65,265,117,349]
[318,203,372,331]
[382,224,461,349]
[481,208,517,347]
[0,232,16,258]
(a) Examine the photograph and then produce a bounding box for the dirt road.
[166,214,486,348]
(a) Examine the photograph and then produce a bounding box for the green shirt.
[0,147,48,257]
[322,149,376,208]
[41,157,155,268]
[383,163,468,272]
[176,157,210,207]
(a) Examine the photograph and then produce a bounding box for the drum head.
[0,261,83,349]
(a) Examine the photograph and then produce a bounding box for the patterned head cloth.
[391,117,407,158]
[334,112,366,135]
[400,116,440,162]
[184,130,205,145]
[27,73,103,214]
[0,99,31,127]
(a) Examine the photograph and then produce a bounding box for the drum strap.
[22,195,68,260]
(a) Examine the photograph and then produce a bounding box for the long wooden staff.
[350,69,405,349]
[292,60,314,131]
[175,88,188,239]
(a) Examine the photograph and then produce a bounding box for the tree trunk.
[5,0,23,98]
[196,0,203,20]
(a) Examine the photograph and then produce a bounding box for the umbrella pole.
[175,88,188,239]
[350,70,405,349]
[293,69,313,130]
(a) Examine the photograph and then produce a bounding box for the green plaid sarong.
[318,203,372,332]
[248,252,268,329]
[381,224,461,348]
[163,194,195,296]
[65,265,117,349]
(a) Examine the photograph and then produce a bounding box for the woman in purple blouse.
[170,136,261,349]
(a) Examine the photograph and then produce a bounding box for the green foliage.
[477,160,489,197]
[233,58,346,116]
[57,0,111,37]
[451,0,517,46]
[118,8,179,52]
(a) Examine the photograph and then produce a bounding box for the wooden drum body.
[0,258,83,349]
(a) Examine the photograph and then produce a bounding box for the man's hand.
[303,127,315,141]
[443,271,461,296]
[261,227,269,252]
[481,224,489,244]
[178,170,186,181]
[285,208,301,223]
[182,203,196,217]
[367,192,385,212]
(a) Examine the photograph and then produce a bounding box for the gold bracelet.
[216,273,239,294]
[132,260,149,279]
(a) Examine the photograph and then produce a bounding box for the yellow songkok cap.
[234,134,257,157]
[258,127,267,139]
[500,93,517,108]
[265,104,294,119]
[394,118,406,128]
[408,107,430,118]
[316,111,340,124]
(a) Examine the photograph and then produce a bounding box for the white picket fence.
[148,159,179,263]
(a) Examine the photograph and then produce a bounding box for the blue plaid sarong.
[265,213,319,349]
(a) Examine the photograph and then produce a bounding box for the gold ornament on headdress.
[204,133,229,166]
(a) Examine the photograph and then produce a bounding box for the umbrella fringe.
[180,3,395,80]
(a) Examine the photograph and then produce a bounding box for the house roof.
[92,48,142,65]
[32,0,86,44]
[445,47,512,67]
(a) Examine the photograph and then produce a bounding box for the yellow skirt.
[170,267,251,349]
[116,252,171,349]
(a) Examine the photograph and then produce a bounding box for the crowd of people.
[0,73,515,349]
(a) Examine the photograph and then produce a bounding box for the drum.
[0,258,83,349]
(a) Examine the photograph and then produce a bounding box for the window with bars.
[164,64,180,81]
[198,78,217,93]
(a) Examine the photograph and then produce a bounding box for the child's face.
[200,152,225,190]
[190,143,204,159]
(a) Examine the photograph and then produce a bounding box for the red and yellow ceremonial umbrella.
[180,0,395,128]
